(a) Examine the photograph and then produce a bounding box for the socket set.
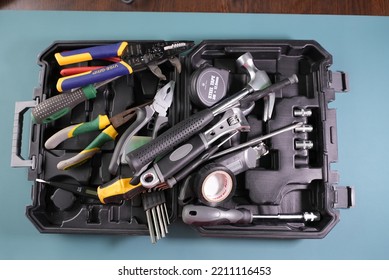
[11,39,354,242]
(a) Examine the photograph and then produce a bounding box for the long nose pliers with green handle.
[45,101,151,171]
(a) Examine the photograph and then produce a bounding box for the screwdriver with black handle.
[31,77,118,124]
[182,205,320,226]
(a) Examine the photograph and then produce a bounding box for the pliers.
[55,40,194,92]
[108,80,175,175]
[96,81,175,208]
[45,101,151,171]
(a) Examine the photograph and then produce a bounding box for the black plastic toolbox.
[11,39,353,239]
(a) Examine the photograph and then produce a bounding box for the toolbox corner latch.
[330,71,349,93]
[333,186,355,209]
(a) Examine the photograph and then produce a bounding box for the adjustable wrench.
[139,107,250,189]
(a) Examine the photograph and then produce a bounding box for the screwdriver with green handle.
[31,77,118,124]
[182,205,320,226]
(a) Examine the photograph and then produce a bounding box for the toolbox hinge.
[330,71,349,93]
[333,186,355,209]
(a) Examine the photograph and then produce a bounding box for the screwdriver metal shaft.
[210,122,303,159]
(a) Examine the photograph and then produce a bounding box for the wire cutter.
[45,101,151,171]
[55,40,194,92]
[108,80,175,175]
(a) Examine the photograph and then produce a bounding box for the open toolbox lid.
[11,39,354,242]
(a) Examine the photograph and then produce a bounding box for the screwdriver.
[36,177,145,204]
[182,205,320,226]
[36,179,98,199]
[31,77,118,124]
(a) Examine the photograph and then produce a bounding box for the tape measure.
[189,66,230,108]
[193,163,236,206]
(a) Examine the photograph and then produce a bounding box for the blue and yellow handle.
[56,61,133,92]
[55,42,128,66]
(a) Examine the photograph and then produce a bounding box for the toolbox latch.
[333,186,355,209]
[330,71,349,92]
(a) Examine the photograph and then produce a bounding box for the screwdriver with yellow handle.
[36,177,145,204]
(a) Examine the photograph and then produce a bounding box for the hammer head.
[237,52,271,91]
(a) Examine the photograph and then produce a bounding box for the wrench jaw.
[139,108,251,190]
[203,108,250,145]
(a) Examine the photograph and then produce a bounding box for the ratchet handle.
[56,61,133,92]
[55,42,128,66]
[125,108,214,176]
[31,85,97,124]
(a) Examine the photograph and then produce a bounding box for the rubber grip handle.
[156,135,207,180]
[97,176,144,204]
[11,100,37,168]
[55,42,128,66]
[108,107,154,175]
[45,115,110,149]
[57,125,118,170]
[31,85,97,124]
[60,66,104,76]
[125,108,214,176]
[182,205,252,226]
[57,61,133,92]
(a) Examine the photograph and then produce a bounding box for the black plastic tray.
[11,39,353,238]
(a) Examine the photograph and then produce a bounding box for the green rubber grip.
[31,85,97,124]
[57,125,118,170]
[45,115,110,149]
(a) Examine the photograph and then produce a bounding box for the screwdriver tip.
[36,179,48,183]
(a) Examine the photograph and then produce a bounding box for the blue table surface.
[0,11,388,260]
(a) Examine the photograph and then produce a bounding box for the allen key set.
[12,40,354,243]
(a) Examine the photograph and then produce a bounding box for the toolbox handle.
[11,100,37,169]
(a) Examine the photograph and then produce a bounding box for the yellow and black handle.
[97,176,145,204]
